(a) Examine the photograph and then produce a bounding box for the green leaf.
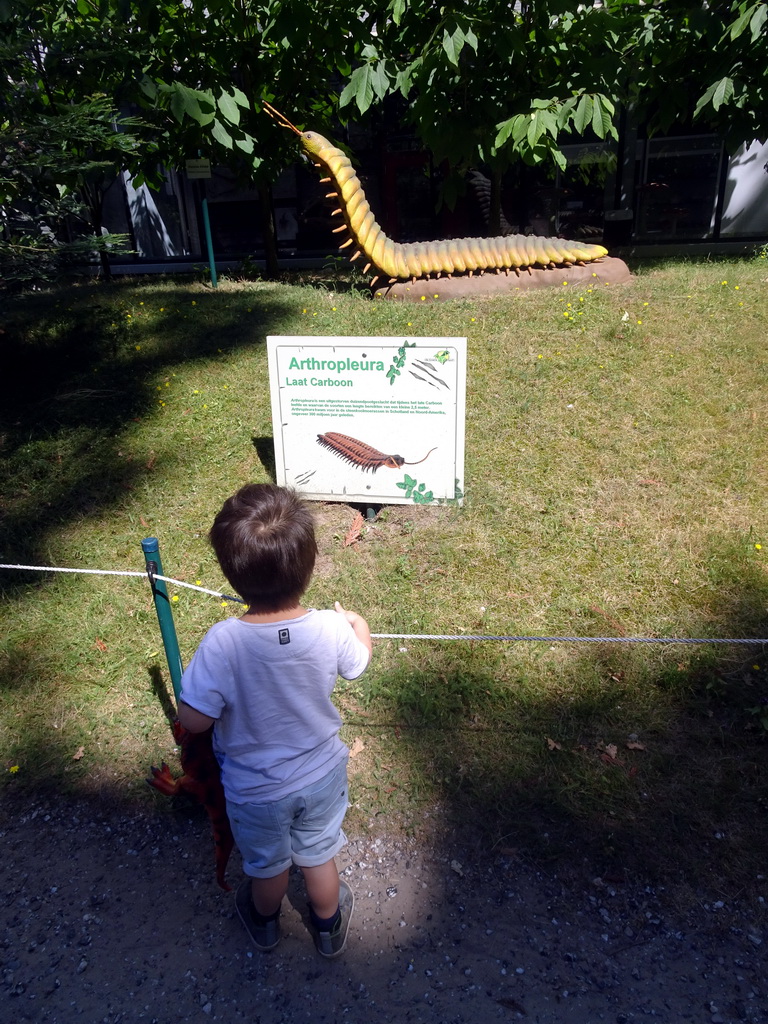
[750,3,768,39]
[340,64,376,115]
[591,95,614,139]
[217,91,241,126]
[556,96,577,130]
[395,66,414,98]
[138,75,157,102]
[231,87,249,109]
[527,112,546,147]
[730,4,754,39]
[552,149,567,172]
[391,0,406,26]
[442,26,465,67]
[573,94,593,135]
[495,118,516,148]
[235,135,255,154]
[694,81,718,118]
[170,84,215,126]
[539,109,558,140]
[211,120,233,149]
[371,62,391,102]
[712,76,735,111]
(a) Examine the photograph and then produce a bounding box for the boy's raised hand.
[335,601,373,660]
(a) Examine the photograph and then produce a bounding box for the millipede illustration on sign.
[316,431,437,473]
[264,102,608,289]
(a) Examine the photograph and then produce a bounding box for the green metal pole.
[201,197,218,288]
[141,537,184,701]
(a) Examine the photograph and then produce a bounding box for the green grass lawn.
[1,258,766,897]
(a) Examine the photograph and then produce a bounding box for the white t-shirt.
[179,609,370,804]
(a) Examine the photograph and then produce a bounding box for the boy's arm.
[335,601,373,662]
[177,700,217,733]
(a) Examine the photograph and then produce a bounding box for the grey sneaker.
[235,878,281,952]
[312,878,354,958]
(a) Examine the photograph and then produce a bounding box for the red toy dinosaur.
[148,718,234,891]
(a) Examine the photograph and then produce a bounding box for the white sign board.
[267,336,466,505]
[185,158,212,179]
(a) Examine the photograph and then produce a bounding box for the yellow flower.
[756,543,763,551]
[420,296,426,301]
[135,345,141,351]
[172,595,179,603]
[9,765,19,774]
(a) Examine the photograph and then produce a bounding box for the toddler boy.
[178,483,372,956]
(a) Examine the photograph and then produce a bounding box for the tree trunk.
[258,183,279,277]
[84,184,112,281]
[488,167,502,237]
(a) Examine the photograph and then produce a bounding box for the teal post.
[141,537,184,700]
[201,198,218,288]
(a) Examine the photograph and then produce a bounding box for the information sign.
[185,158,212,179]
[267,336,466,505]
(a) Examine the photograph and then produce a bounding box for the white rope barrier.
[0,562,246,604]
[1,563,766,646]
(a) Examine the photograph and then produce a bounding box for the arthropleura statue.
[264,102,608,290]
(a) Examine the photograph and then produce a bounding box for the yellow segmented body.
[264,105,608,286]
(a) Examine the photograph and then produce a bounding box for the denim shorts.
[226,757,349,878]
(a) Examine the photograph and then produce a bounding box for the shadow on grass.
[148,664,177,728]
[251,436,277,481]
[356,549,768,893]
[0,279,295,580]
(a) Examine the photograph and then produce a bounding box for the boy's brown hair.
[209,484,317,611]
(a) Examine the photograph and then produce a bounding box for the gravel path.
[2,798,765,1023]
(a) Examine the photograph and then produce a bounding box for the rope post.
[141,537,184,701]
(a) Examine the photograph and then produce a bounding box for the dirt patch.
[2,794,765,1023]
[374,257,633,301]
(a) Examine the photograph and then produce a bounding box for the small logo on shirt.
[278,628,291,645]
